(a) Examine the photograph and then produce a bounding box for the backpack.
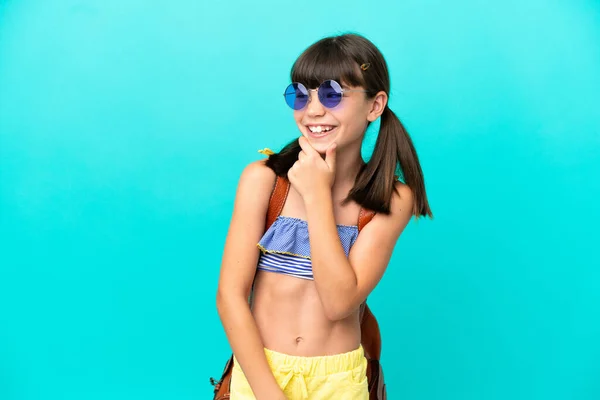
[211,175,387,399]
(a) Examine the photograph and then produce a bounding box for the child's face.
[293,80,373,155]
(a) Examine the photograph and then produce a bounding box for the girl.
[216,33,432,400]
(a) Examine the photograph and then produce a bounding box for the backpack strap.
[358,207,376,232]
[265,175,290,231]
[358,207,381,360]
[360,303,382,361]
[358,207,376,319]
[250,175,289,307]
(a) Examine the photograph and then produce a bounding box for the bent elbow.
[323,302,354,322]
[216,288,248,319]
[216,289,233,318]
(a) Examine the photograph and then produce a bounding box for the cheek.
[336,106,367,128]
[293,110,304,123]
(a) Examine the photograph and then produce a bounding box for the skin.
[216,79,415,400]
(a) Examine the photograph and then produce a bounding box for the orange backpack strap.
[265,175,290,231]
[249,175,289,308]
[358,207,376,232]
[357,206,381,364]
[357,207,375,324]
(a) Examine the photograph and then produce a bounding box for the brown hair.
[266,33,432,218]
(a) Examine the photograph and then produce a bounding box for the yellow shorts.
[231,345,368,400]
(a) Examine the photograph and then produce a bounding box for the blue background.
[1,1,599,399]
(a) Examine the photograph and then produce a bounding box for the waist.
[252,307,361,356]
[233,345,366,377]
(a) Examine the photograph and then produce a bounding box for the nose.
[305,89,325,117]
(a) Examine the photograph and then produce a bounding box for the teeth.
[308,126,334,133]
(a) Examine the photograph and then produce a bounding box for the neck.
[330,142,365,197]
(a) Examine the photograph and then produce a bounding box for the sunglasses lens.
[318,80,343,108]
[284,83,309,110]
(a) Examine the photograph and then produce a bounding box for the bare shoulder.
[230,158,278,231]
[235,159,277,204]
[239,159,276,187]
[352,181,414,243]
[389,181,415,222]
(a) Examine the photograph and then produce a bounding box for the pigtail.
[349,107,432,218]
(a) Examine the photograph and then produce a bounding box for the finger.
[298,136,319,157]
[325,142,337,171]
[298,150,305,162]
[288,164,296,179]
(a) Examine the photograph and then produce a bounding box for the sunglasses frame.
[283,79,368,110]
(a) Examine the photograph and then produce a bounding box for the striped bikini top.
[255,174,375,281]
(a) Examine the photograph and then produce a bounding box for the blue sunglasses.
[283,80,367,110]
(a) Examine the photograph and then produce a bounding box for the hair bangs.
[291,40,365,89]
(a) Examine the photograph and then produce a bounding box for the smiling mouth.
[307,125,335,133]
[305,125,337,137]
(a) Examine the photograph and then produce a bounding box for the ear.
[367,91,388,122]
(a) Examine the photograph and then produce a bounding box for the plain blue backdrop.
[1,1,599,399]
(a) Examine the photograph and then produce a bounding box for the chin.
[305,139,332,155]
[302,133,337,151]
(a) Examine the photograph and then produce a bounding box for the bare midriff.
[251,269,361,357]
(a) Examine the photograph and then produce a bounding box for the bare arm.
[304,182,415,321]
[289,136,415,321]
[216,160,286,400]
